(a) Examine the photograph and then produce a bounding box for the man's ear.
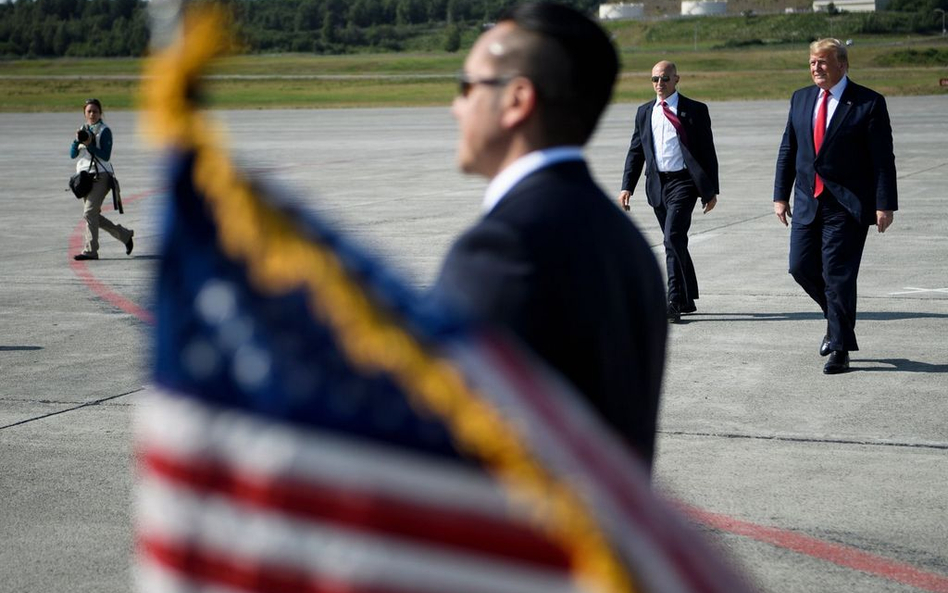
[500,76,537,130]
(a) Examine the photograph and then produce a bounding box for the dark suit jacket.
[434,160,668,470]
[621,94,720,206]
[774,79,898,226]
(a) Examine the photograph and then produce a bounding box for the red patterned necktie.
[813,90,830,198]
[661,100,689,148]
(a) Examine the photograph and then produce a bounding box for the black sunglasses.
[650,75,671,83]
[457,72,515,97]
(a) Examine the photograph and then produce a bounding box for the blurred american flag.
[134,147,751,593]
[135,10,753,590]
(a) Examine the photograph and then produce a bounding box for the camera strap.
[87,151,101,178]
[87,151,123,214]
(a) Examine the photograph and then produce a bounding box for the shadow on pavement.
[853,359,948,373]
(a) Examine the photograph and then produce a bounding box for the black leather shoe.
[823,350,850,374]
[820,335,832,357]
[667,303,681,323]
[681,302,697,314]
[125,231,134,256]
[74,253,98,261]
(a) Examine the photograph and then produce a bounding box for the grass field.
[1,19,946,112]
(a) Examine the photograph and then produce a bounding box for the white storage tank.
[599,3,645,20]
[681,0,728,15]
[812,0,888,11]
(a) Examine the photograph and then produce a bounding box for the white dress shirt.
[650,91,685,173]
[482,146,584,213]
[814,75,848,132]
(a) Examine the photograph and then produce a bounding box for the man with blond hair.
[774,38,898,374]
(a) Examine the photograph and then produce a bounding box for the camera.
[77,128,90,143]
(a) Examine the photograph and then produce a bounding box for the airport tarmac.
[1,96,946,593]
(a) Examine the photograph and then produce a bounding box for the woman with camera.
[70,98,134,261]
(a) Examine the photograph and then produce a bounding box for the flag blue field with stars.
[134,7,752,593]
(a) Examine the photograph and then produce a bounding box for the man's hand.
[702,196,717,214]
[876,210,894,233]
[618,190,632,212]
[774,200,791,227]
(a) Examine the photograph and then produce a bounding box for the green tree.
[295,0,322,32]
[396,0,425,25]
[348,0,379,27]
[428,0,447,22]
[52,20,69,54]
[443,21,461,52]
[321,0,345,46]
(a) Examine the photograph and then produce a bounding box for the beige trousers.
[81,174,132,256]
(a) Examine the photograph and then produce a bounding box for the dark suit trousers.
[653,174,699,307]
[789,191,869,352]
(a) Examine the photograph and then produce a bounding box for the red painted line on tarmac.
[69,189,157,325]
[71,188,948,593]
[679,503,948,593]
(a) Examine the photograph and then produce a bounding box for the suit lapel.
[677,94,690,125]
[823,82,855,147]
[803,86,821,154]
[642,102,655,153]
[676,95,695,158]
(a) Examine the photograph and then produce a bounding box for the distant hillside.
[1,0,942,58]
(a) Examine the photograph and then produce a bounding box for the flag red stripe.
[141,534,418,593]
[141,448,572,570]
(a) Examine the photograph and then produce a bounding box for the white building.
[599,3,645,20]
[681,0,728,15]
[812,0,890,12]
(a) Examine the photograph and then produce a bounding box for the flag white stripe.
[138,476,587,593]
[137,388,513,520]
[451,337,699,593]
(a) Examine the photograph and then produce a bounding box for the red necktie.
[813,90,830,198]
[661,100,689,149]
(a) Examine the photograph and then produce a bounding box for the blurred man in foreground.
[433,2,668,471]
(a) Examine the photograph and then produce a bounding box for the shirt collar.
[482,146,584,212]
[656,91,680,108]
[824,75,848,99]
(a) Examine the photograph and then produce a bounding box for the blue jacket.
[774,79,898,226]
[434,160,667,471]
[621,94,720,206]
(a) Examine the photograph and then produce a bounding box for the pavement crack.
[660,429,948,450]
[898,162,947,179]
[0,388,144,430]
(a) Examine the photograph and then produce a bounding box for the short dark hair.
[84,98,103,112]
[496,2,618,146]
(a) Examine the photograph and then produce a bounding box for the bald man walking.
[619,61,719,323]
